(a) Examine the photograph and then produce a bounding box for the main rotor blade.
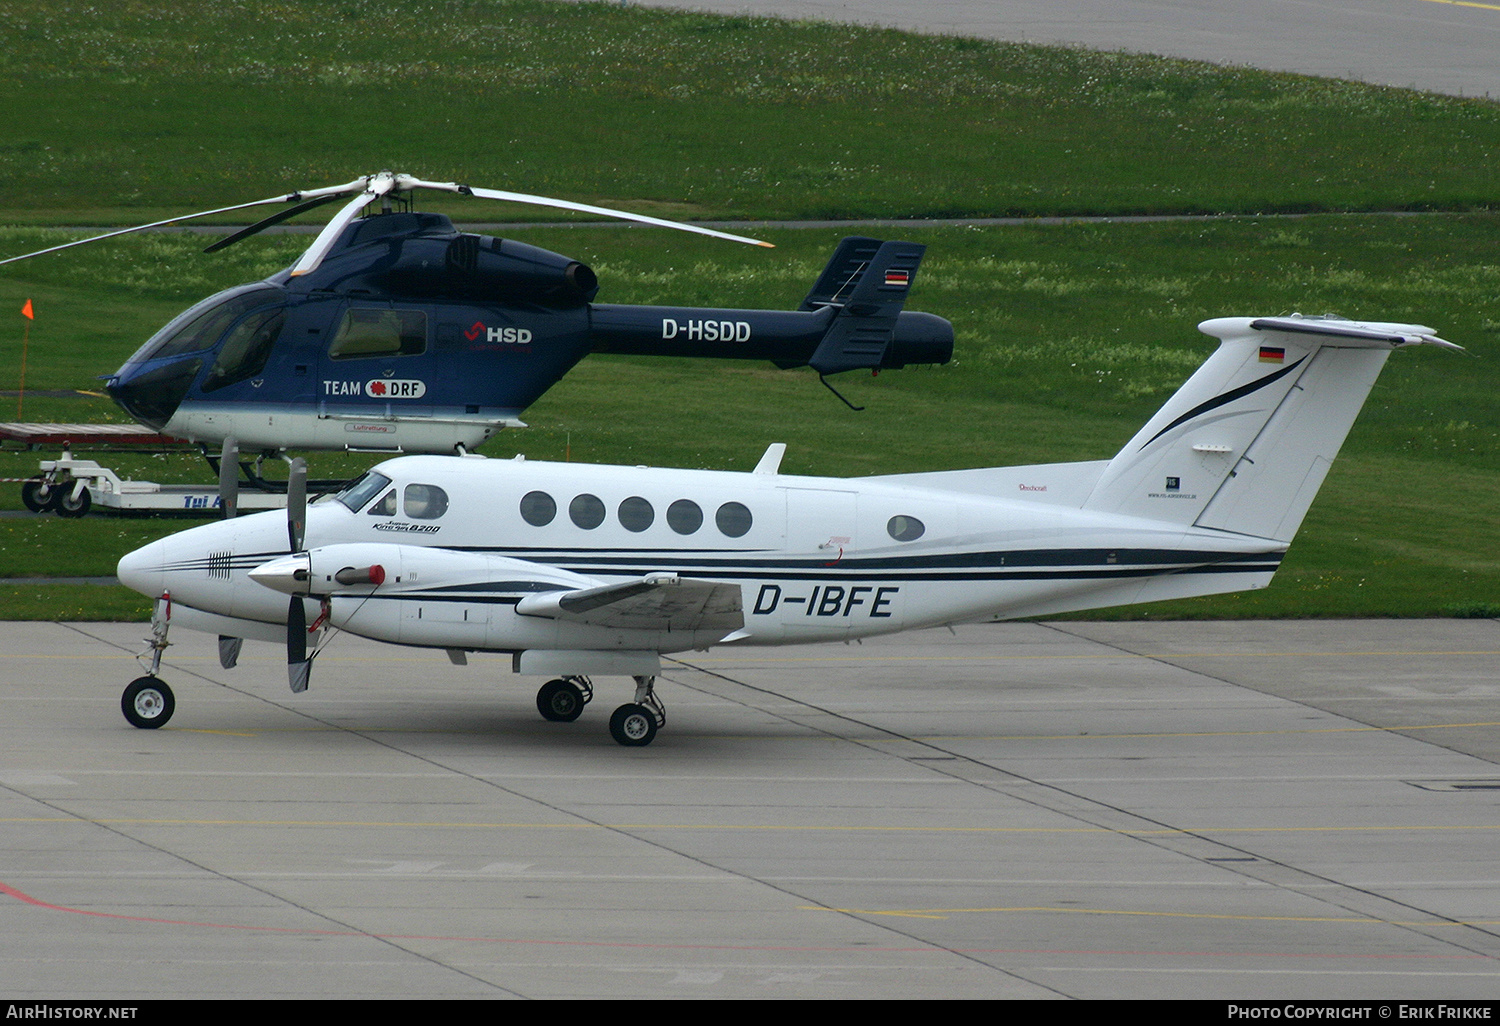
[0,176,373,267]
[398,176,773,248]
[203,194,349,254]
[288,175,397,276]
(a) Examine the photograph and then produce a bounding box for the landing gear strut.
[609,676,665,747]
[122,593,176,729]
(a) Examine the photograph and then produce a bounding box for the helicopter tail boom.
[585,238,953,374]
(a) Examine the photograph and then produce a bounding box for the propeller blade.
[286,457,307,553]
[0,177,372,267]
[289,173,398,276]
[218,437,239,520]
[203,193,349,254]
[397,175,773,249]
[287,596,310,693]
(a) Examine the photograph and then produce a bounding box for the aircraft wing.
[514,574,744,633]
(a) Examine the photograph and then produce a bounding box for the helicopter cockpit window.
[142,285,284,362]
[202,309,285,392]
[335,471,392,513]
[403,484,448,520]
[330,309,427,359]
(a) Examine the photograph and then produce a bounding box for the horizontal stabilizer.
[516,574,744,633]
[806,239,928,375]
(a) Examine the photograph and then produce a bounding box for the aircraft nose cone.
[116,540,168,598]
[248,554,311,596]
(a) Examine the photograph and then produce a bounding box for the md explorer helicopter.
[2,171,953,509]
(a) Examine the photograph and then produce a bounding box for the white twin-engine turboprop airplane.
[116,314,1458,745]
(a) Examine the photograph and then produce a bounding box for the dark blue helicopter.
[3,172,952,459]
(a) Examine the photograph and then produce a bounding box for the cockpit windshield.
[335,471,393,513]
[127,284,285,365]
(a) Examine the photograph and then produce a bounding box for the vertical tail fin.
[1082,315,1458,542]
[801,238,930,375]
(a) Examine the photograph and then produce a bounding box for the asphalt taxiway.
[2,618,1497,999]
[602,0,1500,98]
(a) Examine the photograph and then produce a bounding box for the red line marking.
[3,878,1493,960]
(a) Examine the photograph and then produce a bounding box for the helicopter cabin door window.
[329,308,428,359]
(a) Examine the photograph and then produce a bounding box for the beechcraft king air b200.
[115,313,1459,745]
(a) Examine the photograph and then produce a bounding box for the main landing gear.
[534,674,666,747]
[115,601,667,746]
[536,676,593,722]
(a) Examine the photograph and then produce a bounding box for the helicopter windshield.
[336,471,394,513]
[129,284,285,365]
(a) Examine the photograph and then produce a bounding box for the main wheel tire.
[55,487,91,518]
[122,677,175,729]
[536,678,586,722]
[21,481,55,512]
[609,703,658,747]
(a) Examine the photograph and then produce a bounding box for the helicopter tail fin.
[800,239,937,375]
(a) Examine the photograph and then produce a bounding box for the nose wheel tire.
[609,703,658,747]
[122,677,175,729]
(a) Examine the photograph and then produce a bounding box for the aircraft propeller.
[284,457,313,694]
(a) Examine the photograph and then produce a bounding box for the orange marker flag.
[21,299,33,320]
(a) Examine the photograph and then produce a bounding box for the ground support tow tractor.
[5,424,328,518]
[21,446,295,517]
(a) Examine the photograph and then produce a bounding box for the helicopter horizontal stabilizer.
[804,240,929,376]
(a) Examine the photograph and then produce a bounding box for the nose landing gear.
[122,593,176,729]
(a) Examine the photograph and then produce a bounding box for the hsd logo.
[366,379,427,399]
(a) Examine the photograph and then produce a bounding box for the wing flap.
[515,574,744,633]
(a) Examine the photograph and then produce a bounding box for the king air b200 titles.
[115,313,1459,745]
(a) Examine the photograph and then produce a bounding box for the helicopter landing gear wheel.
[536,676,592,722]
[609,704,658,747]
[121,677,175,729]
[55,486,90,518]
[21,480,56,512]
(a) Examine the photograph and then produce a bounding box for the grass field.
[0,1,1496,621]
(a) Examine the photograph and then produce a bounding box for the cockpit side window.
[202,309,285,392]
[403,484,448,519]
[368,490,398,516]
[335,471,392,513]
[329,308,427,359]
